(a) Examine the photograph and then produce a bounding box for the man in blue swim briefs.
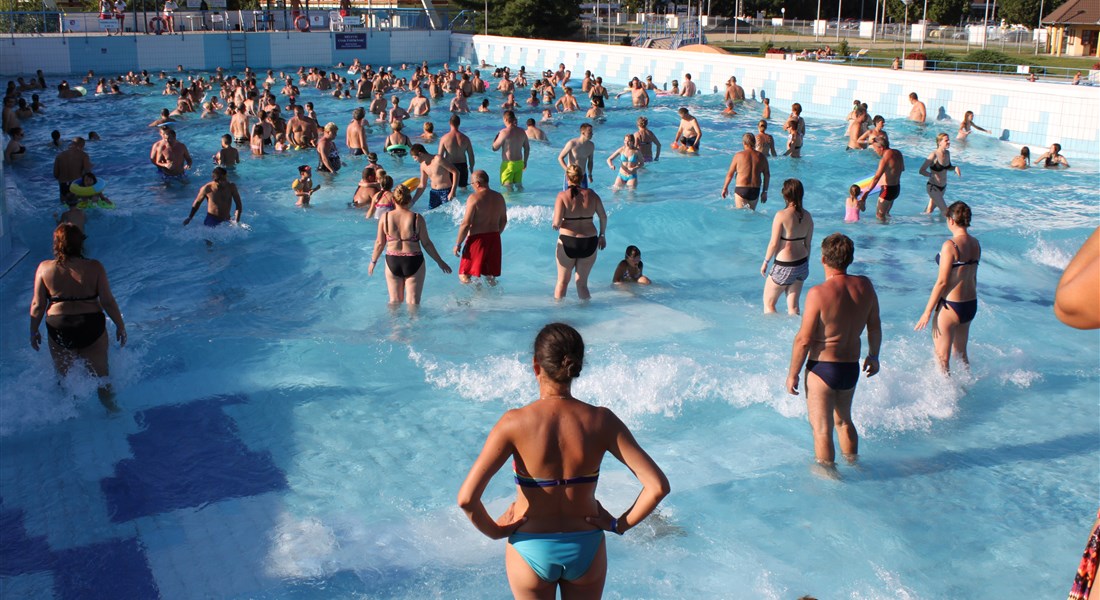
[409,143,458,210]
[786,233,882,475]
[183,167,242,227]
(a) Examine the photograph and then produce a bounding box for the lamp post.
[901,0,910,59]
[836,0,842,42]
[484,0,487,34]
[1034,0,1044,54]
[919,0,927,49]
[815,0,822,40]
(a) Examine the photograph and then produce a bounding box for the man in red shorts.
[454,170,507,286]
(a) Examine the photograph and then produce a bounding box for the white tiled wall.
[452,34,1100,158]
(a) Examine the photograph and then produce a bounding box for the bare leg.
[952,320,973,368]
[384,265,404,304]
[832,386,859,460]
[786,279,805,315]
[804,369,837,465]
[876,198,893,222]
[407,261,427,305]
[933,304,959,373]
[77,333,119,412]
[554,243,574,299]
[558,539,608,599]
[505,542,558,600]
[486,275,498,287]
[573,249,599,300]
[762,277,783,314]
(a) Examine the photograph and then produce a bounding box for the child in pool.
[292,165,320,206]
[782,120,803,158]
[72,172,114,207]
[613,245,651,285]
[844,184,862,223]
[477,98,491,113]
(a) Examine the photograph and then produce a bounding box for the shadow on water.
[860,431,1099,482]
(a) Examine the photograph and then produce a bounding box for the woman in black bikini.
[761,179,814,314]
[29,223,127,412]
[553,164,607,300]
[367,185,451,305]
[918,133,962,216]
[914,202,980,373]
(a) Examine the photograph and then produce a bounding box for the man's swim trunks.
[204,213,228,227]
[429,187,451,210]
[454,162,469,188]
[879,183,901,202]
[459,231,502,277]
[500,160,524,185]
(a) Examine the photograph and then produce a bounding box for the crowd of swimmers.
[4,58,1093,599]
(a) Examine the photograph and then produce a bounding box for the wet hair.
[757,119,767,131]
[379,174,393,191]
[936,132,949,144]
[625,245,641,259]
[53,223,85,264]
[409,143,427,156]
[526,118,536,126]
[565,164,584,188]
[782,179,804,217]
[392,184,413,208]
[423,122,434,133]
[821,233,854,271]
[503,110,516,124]
[367,151,378,162]
[1051,143,1061,153]
[221,133,232,144]
[637,116,648,127]
[1020,146,1030,158]
[361,166,376,182]
[909,92,918,100]
[212,166,227,180]
[533,322,585,383]
[946,201,971,228]
[872,115,884,126]
[352,107,364,120]
[848,184,861,197]
[791,102,802,115]
[450,114,461,127]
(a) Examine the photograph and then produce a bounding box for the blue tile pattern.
[100,395,287,523]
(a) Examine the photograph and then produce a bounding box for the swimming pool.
[0,65,1097,599]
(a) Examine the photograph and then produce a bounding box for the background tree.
[883,0,970,25]
[999,0,1065,26]
[451,0,579,39]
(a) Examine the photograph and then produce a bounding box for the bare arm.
[29,264,49,350]
[183,184,208,225]
[612,261,629,284]
[417,216,452,273]
[720,156,736,198]
[593,193,608,250]
[864,282,881,376]
[761,214,782,276]
[586,410,670,534]
[457,414,526,539]
[557,141,571,170]
[231,185,242,222]
[787,288,820,394]
[455,197,476,255]
[1054,227,1100,329]
[367,217,386,276]
[915,240,955,331]
[861,159,887,202]
[551,192,564,230]
[918,153,934,177]
[606,147,622,170]
[522,135,530,168]
[95,261,126,347]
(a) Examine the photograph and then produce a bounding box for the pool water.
[0,66,1097,599]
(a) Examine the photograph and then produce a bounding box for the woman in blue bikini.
[606,134,641,190]
[458,323,670,599]
[914,201,980,372]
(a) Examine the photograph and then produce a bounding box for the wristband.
[609,517,623,535]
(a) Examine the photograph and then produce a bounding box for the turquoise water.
[0,67,1097,599]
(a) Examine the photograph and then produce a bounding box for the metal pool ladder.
[229,33,248,69]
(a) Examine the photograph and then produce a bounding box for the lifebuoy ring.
[294,15,310,32]
[149,16,166,34]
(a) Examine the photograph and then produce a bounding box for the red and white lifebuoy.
[294,15,310,32]
[149,16,167,34]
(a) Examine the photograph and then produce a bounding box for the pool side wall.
[0,30,450,76]
[451,34,1100,159]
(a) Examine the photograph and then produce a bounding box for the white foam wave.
[0,341,148,436]
[410,339,962,434]
[1026,236,1074,270]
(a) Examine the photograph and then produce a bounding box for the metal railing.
[0,6,472,36]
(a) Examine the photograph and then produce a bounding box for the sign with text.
[335,33,366,50]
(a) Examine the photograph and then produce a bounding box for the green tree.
[999,0,1064,26]
[883,0,969,25]
[451,0,579,39]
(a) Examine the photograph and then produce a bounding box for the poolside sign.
[335,33,366,50]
